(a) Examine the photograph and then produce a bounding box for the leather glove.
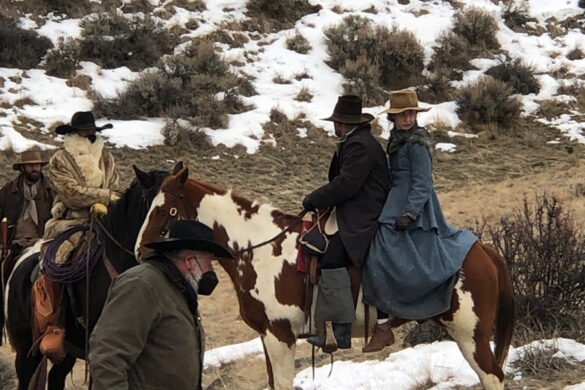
[109,192,120,203]
[395,214,413,231]
[302,195,316,212]
[90,203,108,216]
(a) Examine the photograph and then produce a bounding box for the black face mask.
[85,134,97,143]
[197,271,218,295]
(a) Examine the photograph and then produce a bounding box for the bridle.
[154,185,194,237]
[154,185,308,256]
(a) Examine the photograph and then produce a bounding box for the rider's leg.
[307,234,354,351]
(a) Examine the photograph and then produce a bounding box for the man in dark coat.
[89,220,233,390]
[302,95,389,352]
[0,149,53,275]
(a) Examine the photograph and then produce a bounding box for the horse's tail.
[482,243,515,368]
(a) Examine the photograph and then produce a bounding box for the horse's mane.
[102,170,169,267]
[186,176,301,226]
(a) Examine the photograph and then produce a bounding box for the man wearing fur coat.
[34,111,120,360]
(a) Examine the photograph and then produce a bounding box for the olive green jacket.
[89,262,204,390]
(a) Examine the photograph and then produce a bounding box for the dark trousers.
[320,233,351,269]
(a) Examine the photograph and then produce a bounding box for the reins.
[160,184,308,255]
[237,210,308,254]
[93,217,135,257]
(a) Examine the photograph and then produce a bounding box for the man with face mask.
[89,220,233,390]
[34,111,120,360]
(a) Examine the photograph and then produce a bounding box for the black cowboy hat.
[322,95,374,124]
[55,111,113,135]
[145,220,234,259]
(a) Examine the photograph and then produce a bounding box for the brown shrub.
[453,7,500,53]
[324,15,424,100]
[44,38,80,78]
[430,31,471,74]
[79,13,179,71]
[286,32,312,54]
[93,39,255,130]
[502,1,533,32]
[484,58,540,95]
[478,195,585,342]
[455,76,521,133]
[0,15,53,69]
[246,0,321,32]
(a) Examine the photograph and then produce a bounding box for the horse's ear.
[171,161,184,175]
[133,165,155,189]
[176,166,189,184]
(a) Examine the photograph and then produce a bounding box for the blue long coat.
[362,138,477,320]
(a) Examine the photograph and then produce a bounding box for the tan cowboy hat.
[322,95,374,124]
[385,89,430,114]
[12,149,48,170]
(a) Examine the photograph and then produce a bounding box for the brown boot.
[362,322,395,353]
[39,325,66,362]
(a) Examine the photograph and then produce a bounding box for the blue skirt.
[362,224,477,320]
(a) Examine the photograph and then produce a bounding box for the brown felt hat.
[322,95,374,124]
[12,149,48,170]
[385,89,430,114]
[55,111,113,135]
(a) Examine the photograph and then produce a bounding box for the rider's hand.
[90,203,108,216]
[395,214,413,231]
[302,195,316,212]
[109,192,120,203]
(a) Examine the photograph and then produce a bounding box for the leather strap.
[102,251,119,279]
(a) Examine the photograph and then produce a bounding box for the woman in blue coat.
[361,89,478,353]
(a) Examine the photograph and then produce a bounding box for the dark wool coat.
[0,173,53,247]
[89,262,204,390]
[307,123,390,267]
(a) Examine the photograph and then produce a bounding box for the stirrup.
[307,322,338,353]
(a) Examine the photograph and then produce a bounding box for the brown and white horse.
[135,166,515,390]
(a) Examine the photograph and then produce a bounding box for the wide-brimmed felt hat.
[55,111,113,135]
[145,220,234,259]
[322,95,374,124]
[12,149,48,170]
[385,89,430,114]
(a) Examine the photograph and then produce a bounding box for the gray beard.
[185,272,199,293]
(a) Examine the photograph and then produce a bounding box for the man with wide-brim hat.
[0,148,53,272]
[301,95,390,353]
[33,111,119,361]
[90,220,233,390]
[55,111,113,136]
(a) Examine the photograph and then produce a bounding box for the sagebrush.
[79,13,179,71]
[94,39,255,130]
[324,15,424,104]
[485,58,540,95]
[479,195,585,342]
[0,15,53,69]
[456,76,521,133]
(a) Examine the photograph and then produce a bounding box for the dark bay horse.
[4,164,180,390]
[135,166,515,390]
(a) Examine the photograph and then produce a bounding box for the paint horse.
[135,166,515,390]
[4,164,180,390]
